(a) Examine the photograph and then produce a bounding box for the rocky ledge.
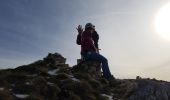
[0,53,170,100]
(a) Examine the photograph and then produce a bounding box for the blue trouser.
[81,52,112,80]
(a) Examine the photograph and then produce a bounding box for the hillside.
[0,53,170,100]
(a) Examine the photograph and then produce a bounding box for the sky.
[0,0,170,81]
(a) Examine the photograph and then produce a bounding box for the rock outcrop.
[72,59,102,79]
[0,53,170,100]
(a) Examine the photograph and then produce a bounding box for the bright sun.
[155,3,170,40]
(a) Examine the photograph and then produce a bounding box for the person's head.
[85,23,94,33]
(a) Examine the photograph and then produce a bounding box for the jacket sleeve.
[76,34,81,45]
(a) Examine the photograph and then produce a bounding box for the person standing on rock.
[76,23,113,80]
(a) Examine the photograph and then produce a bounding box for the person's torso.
[81,30,96,53]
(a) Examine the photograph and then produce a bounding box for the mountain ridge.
[0,52,170,100]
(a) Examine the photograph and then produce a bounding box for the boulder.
[72,59,102,79]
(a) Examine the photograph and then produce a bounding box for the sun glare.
[155,3,170,40]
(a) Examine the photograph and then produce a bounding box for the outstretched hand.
[76,25,83,34]
[96,48,101,54]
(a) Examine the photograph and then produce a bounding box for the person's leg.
[82,52,112,80]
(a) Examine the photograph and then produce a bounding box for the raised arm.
[76,25,83,45]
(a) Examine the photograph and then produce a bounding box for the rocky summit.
[0,53,170,100]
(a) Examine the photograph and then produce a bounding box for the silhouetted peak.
[43,53,66,65]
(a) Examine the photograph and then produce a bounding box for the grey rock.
[72,59,102,79]
[127,79,170,100]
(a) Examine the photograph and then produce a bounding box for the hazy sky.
[0,0,170,81]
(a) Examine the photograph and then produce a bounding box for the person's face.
[93,26,95,30]
[90,29,94,33]
[87,27,94,33]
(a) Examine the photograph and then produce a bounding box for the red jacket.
[77,30,97,54]
[77,31,99,49]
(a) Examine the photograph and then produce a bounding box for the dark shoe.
[108,75,116,81]
[108,76,120,86]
